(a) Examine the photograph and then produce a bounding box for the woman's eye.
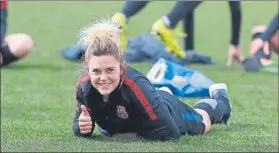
[93,69,100,73]
[107,68,114,73]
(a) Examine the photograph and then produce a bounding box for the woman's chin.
[98,89,112,96]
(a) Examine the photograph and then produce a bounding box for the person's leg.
[0,6,33,67]
[194,109,211,134]
[226,1,244,67]
[193,83,232,134]
[239,25,278,73]
[112,1,150,51]
[182,11,213,65]
[165,1,202,29]
[251,26,273,59]
[270,30,279,54]
[0,5,8,65]
[113,1,150,25]
[228,1,242,47]
[119,1,150,23]
[184,12,194,52]
[151,1,203,59]
[1,33,33,66]
[158,83,231,135]
[243,26,278,73]
[156,87,209,135]
[61,1,150,61]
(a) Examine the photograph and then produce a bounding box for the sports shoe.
[151,18,186,58]
[182,50,213,65]
[209,83,231,125]
[112,12,127,52]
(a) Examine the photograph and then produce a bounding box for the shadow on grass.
[217,123,266,132]
[81,135,177,144]
[76,123,262,143]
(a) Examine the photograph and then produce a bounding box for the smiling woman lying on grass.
[72,18,232,141]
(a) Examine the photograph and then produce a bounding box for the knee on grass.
[194,108,211,134]
[1,33,33,66]
[5,33,34,58]
[251,25,266,34]
[251,25,278,54]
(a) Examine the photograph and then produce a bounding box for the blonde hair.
[78,18,125,76]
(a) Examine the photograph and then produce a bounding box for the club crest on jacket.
[116,105,128,119]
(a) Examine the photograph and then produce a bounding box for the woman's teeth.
[100,83,110,87]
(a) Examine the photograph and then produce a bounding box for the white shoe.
[209,83,228,98]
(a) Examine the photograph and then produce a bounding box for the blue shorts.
[158,90,205,135]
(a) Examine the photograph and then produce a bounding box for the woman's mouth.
[98,83,111,89]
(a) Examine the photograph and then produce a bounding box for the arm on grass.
[72,80,95,137]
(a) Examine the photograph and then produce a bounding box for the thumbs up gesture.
[78,105,92,134]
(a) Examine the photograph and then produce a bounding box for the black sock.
[183,11,195,51]
[121,1,149,21]
[193,99,228,124]
[167,1,202,29]
[1,43,19,66]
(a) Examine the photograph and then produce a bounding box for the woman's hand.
[79,105,92,134]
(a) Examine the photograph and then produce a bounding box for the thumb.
[81,105,89,116]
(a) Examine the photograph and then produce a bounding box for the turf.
[1,1,278,152]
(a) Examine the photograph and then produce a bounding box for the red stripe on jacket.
[75,75,90,111]
[124,78,157,120]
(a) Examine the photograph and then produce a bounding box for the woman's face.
[88,55,122,96]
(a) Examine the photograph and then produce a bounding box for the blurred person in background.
[61,1,211,64]
[237,13,278,73]
[249,13,278,65]
[112,1,243,65]
[0,0,33,67]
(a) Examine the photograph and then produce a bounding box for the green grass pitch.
[1,1,278,152]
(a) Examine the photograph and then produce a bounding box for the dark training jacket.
[72,66,203,141]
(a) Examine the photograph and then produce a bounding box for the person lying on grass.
[249,13,278,67]
[72,18,232,141]
[249,13,278,57]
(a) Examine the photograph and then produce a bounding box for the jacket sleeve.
[72,81,95,137]
[126,78,180,141]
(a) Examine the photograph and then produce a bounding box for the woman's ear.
[120,61,126,75]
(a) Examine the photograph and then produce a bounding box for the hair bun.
[78,18,122,48]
